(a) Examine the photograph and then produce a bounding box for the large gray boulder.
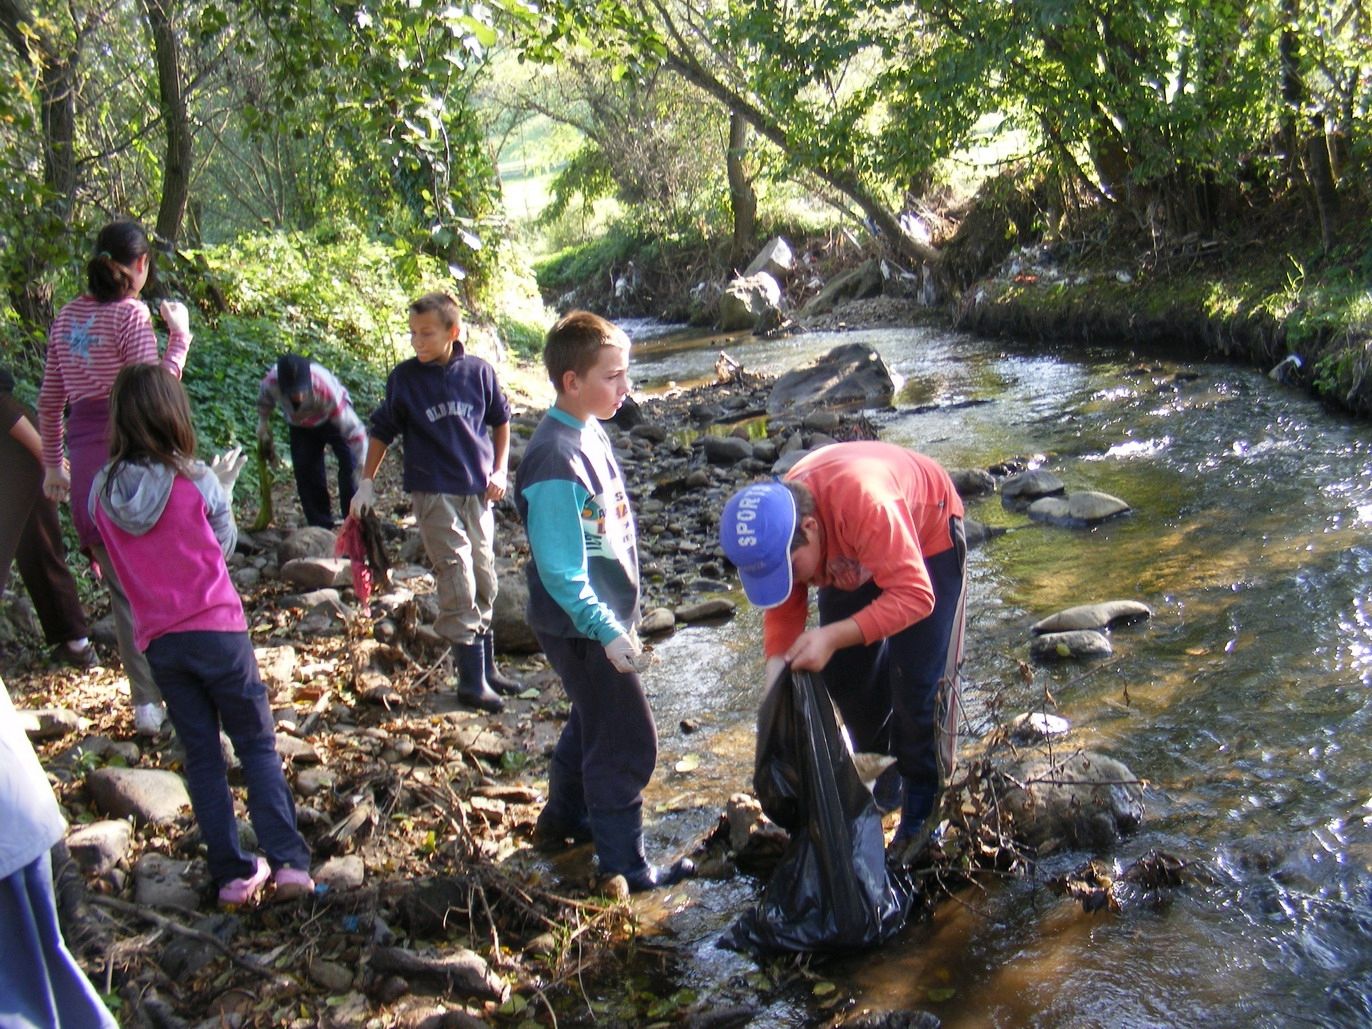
[998,750,1144,852]
[767,343,896,413]
[742,237,794,281]
[718,273,783,332]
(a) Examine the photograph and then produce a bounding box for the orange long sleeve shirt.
[762,442,964,658]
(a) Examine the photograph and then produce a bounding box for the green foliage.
[176,226,455,505]
[535,226,652,296]
[538,145,618,228]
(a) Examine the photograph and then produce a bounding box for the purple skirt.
[65,397,112,552]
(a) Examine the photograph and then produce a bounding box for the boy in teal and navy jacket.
[514,310,693,893]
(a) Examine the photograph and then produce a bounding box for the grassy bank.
[940,197,1372,417]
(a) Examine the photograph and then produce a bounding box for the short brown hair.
[409,292,462,332]
[544,310,629,392]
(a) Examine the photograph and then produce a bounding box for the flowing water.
[591,320,1372,1027]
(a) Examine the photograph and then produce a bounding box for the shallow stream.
[576,321,1372,1027]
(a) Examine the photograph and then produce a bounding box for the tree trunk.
[726,110,756,271]
[659,46,940,267]
[1305,131,1339,253]
[143,0,192,294]
[0,0,79,352]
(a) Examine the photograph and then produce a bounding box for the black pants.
[289,422,357,528]
[0,459,88,646]
[817,517,967,802]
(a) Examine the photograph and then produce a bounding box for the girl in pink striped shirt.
[38,220,194,736]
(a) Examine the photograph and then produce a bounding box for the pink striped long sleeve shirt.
[38,295,191,469]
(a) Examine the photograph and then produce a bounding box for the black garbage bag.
[722,668,916,956]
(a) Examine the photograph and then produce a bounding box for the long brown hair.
[106,364,197,473]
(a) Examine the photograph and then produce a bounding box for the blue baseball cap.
[720,482,797,609]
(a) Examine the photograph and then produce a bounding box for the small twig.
[409,647,452,691]
[89,895,279,979]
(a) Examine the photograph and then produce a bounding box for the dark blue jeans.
[817,517,966,804]
[289,421,357,528]
[145,631,311,885]
[535,632,657,815]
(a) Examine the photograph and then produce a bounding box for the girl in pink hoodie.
[91,364,313,907]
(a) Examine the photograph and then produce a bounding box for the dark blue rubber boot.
[482,633,523,696]
[589,803,695,893]
[455,642,503,713]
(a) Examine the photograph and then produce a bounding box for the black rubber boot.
[482,632,523,696]
[589,803,696,893]
[455,642,503,713]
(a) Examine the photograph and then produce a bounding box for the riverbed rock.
[673,598,736,623]
[88,767,191,825]
[1000,469,1066,510]
[1030,629,1113,662]
[702,435,754,465]
[161,913,239,979]
[719,272,783,332]
[999,750,1144,852]
[1008,712,1072,743]
[1031,601,1153,634]
[798,259,884,318]
[1027,491,1132,527]
[490,575,537,654]
[639,607,676,636]
[367,946,508,1003]
[950,467,997,497]
[65,819,133,875]
[276,526,338,564]
[17,707,86,740]
[133,853,206,911]
[963,518,1005,550]
[315,855,366,891]
[281,557,352,590]
[767,343,896,413]
[297,595,350,636]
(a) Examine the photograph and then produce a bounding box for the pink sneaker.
[217,856,269,907]
[272,867,315,901]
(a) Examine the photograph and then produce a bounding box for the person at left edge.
[0,675,117,1028]
[255,354,367,529]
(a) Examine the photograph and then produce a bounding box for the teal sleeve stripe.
[523,479,623,644]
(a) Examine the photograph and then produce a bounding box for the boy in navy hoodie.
[351,293,520,712]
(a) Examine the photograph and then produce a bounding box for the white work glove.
[349,478,376,517]
[159,299,190,337]
[765,656,787,688]
[43,465,71,503]
[210,446,248,496]
[605,632,647,674]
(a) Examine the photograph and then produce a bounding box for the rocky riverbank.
[5,345,1160,1026]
